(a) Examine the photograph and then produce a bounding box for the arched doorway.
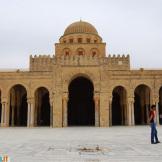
[9,84,28,126]
[134,84,150,125]
[159,87,162,124]
[35,87,50,126]
[0,90,2,124]
[112,86,127,125]
[68,76,95,126]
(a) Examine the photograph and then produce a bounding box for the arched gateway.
[134,84,151,125]
[112,86,127,126]
[68,77,95,126]
[9,84,28,126]
[34,87,50,126]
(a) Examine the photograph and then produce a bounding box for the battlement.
[29,54,130,71]
[104,54,130,70]
[30,55,53,71]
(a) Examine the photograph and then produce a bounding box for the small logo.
[0,155,10,162]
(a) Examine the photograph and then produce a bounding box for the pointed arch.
[112,86,127,125]
[134,84,151,125]
[68,76,95,126]
[34,87,50,126]
[9,84,28,126]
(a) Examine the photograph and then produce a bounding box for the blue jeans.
[151,122,159,143]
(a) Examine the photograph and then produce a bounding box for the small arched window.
[91,48,99,57]
[94,39,97,43]
[63,48,71,56]
[78,38,82,43]
[76,48,85,56]
[65,51,69,56]
[92,51,96,57]
[78,51,83,56]
[69,38,73,43]
[87,38,91,43]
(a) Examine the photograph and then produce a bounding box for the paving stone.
[0,126,162,162]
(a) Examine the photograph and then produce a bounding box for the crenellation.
[30,53,130,70]
[102,54,130,70]
[30,55,53,71]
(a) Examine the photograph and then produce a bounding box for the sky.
[0,0,162,69]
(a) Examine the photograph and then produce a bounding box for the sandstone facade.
[0,21,162,127]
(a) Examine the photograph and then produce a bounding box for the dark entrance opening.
[68,77,95,126]
[159,87,162,124]
[112,92,121,125]
[35,87,50,126]
[134,85,150,125]
[9,84,28,126]
[0,91,1,123]
[112,86,127,125]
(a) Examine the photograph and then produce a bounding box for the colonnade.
[0,83,162,127]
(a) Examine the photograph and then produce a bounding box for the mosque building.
[0,20,162,127]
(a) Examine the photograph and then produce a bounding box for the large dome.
[64,20,98,36]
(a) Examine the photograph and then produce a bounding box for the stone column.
[30,99,34,127]
[152,95,160,125]
[131,100,135,125]
[156,102,160,125]
[27,98,34,127]
[50,93,54,128]
[154,97,160,125]
[94,93,100,127]
[27,101,31,127]
[109,97,112,126]
[1,101,8,127]
[50,102,53,127]
[11,106,15,126]
[1,102,4,126]
[128,98,134,126]
[146,104,150,124]
[3,102,6,127]
[62,92,68,127]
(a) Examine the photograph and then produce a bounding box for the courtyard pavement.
[0,126,162,162]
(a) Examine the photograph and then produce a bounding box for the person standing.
[149,104,160,144]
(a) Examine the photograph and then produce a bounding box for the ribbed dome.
[64,20,98,36]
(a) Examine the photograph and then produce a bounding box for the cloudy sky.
[0,0,162,69]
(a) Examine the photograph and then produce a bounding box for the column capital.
[27,97,34,104]
[128,97,134,103]
[62,92,68,101]
[1,97,8,104]
[109,96,112,102]
[93,92,100,101]
[50,91,55,98]
[153,96,159,104]
[49,96,54,105]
